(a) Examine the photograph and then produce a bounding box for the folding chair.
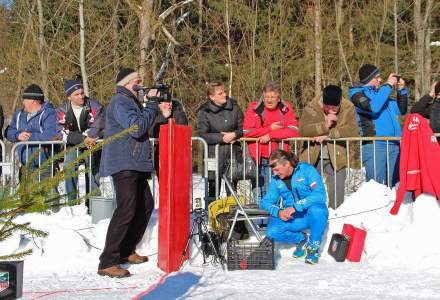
[222,175,269,242]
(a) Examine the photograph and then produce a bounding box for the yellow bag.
[208,195,246,234]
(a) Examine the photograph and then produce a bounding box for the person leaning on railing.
[243,81,300,199]
[349,64,408,187]
[299,85,359,210]
[57,79,104,205]
[411,81,440,142]
[5,84,57,179]
[197,80,244,204]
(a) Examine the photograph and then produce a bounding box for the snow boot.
[98,265,131,278]
[120,252,149,264]
[305,244,320,265]
[292,234,308,258]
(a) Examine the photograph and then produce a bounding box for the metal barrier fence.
[6,134,440,210]
[5,138,210,208]
[216,137,403,209]
[0,140,6,186]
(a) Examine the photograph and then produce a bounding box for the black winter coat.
[197,97,244,178]
[411,94,440,133]
[148,100,188,138]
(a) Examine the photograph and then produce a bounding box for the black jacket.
[57,97,104,146]
[197,97,244,177]
[148,100,188,138]
[411,94,440,133]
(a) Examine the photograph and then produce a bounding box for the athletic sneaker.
[305,244,320,264]
[292,234,308,258]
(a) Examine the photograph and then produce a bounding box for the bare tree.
[394,0,398,74]
[335,0,353,85]
[314,0,322,95]
[414,0,434,99]
[79,0,89,96]
[225,0,233,97]
[36,0,48,96]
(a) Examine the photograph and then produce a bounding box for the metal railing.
[215,137,403,209]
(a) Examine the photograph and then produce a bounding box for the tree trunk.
[414,0,423,99]
[112,0,120,73]
[225,0,233,97]
[335,0,353,85]
[13,1,36,112]
[393,0,398,74]
[139,0,154,80]
[314,0,322,96]
[36,0,48,97]
[79,0,89,96]
[423,0,433,93]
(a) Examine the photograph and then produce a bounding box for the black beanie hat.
[116,68,138,86]
[23,84,44,102]
[359,64,380,84]
[323,85,342,106]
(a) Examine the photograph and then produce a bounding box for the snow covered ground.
[2,179,440,299]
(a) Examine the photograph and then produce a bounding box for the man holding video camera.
[98,68,158,278]
[349,64,408,187]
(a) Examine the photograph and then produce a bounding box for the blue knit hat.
[64,79,83,97]
[359,64,380,84]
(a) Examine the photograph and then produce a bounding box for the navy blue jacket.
[6,102,57,166]
[349,84,408,140]
[100,86,157,177]
[260,162,327,217]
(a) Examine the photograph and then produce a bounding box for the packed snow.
[2,178,440,299]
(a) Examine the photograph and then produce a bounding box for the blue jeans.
[65,148,100,201]
[252,158,272,202]
[362,142,400,187]
[266,204,329,248]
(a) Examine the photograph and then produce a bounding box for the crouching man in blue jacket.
[260,149,328,264]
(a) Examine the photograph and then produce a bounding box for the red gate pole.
[157,119,192,273]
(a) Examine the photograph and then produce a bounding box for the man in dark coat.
[411,81,440,140]
[57,79,104,203]
[98,68,157,278]
[197,80,244,203]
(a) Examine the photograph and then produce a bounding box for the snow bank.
[1,180,440,278]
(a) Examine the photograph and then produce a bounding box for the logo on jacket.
[310,182,317,189]
[408,116,420,131]
[295,178,305,182]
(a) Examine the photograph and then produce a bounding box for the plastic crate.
[227,238,275,270]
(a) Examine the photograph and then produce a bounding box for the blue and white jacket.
[260,162,327,217]
[6,102,57,166]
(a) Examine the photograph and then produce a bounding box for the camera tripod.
[181,208,225,269]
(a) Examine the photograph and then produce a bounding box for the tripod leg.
[180,220,198,268]
[201,221,225,270]
[197,219,208,265]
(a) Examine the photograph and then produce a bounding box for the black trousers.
[98,170,154,270]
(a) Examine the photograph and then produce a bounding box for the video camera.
[134,83,172,103]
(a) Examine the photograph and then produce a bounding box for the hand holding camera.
[387,73,405,89]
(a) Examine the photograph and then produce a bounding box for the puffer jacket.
[57,97,104,145]
[6,102,57,166]
[260,162,327,217]
[348,83,408,140]
[99,86,157,177]
[197,97,243,178]
[243,100,299,163]
[299,94,359,171]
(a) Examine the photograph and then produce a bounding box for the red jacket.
[390,114,440,215]
[243,100,299,163]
